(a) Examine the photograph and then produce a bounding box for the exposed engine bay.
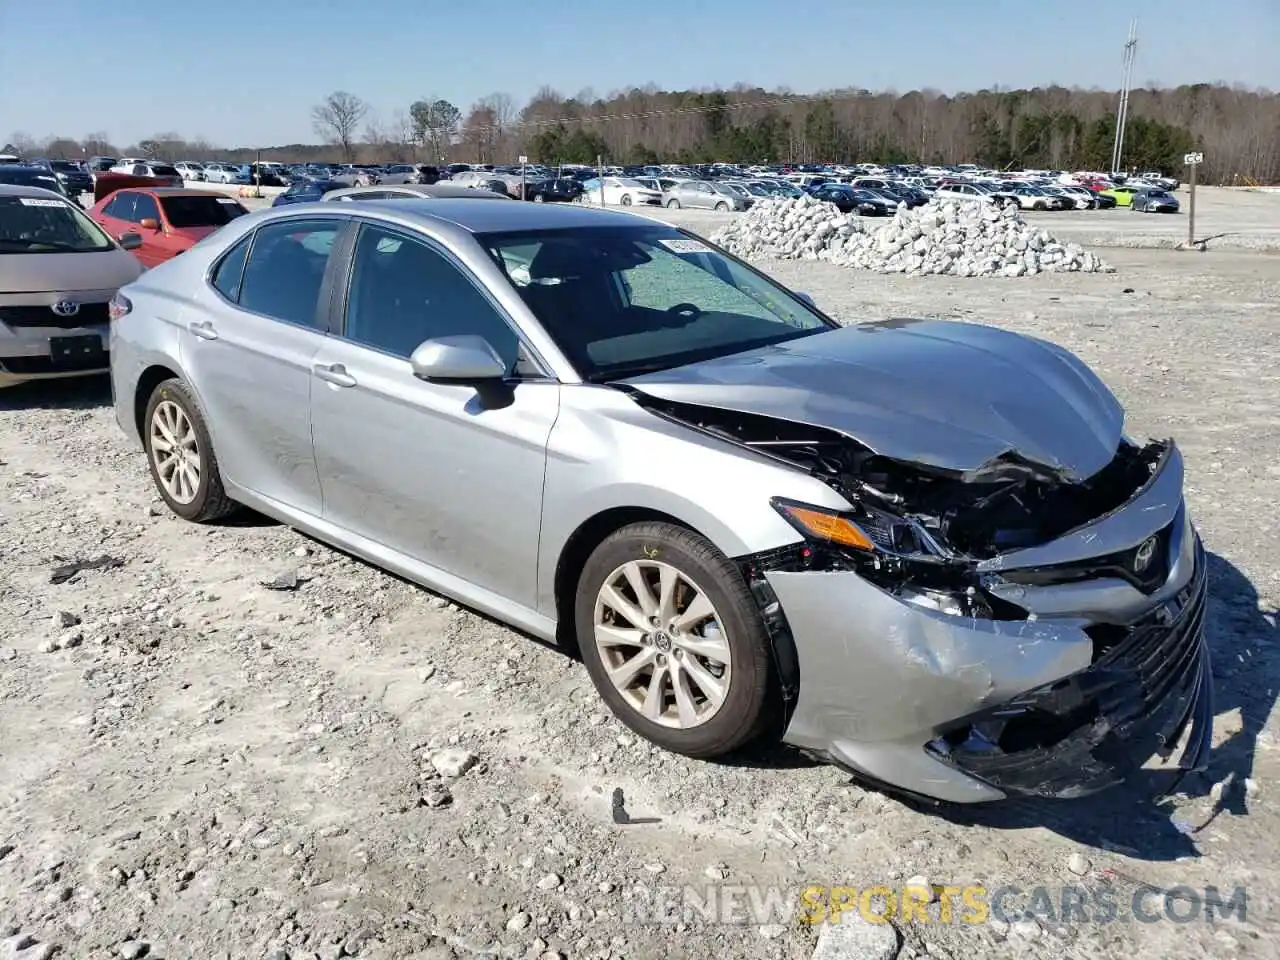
[635,394,1169,621]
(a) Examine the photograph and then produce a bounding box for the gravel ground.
[2,239,1279,959]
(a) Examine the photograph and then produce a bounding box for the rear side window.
[211,234,251,302]
[237,219,340,329]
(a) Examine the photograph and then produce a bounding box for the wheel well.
[133,364,179,441]
[552,507,693,649]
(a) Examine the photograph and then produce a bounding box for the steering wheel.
[666,302,702,320]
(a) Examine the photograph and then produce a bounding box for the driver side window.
[343,224,521,370]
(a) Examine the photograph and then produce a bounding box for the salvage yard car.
[108,200,1212,803]
[1,184,143,387]
[90,187,249,267]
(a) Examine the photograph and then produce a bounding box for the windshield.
[0,195,114,253]
[160,195,247,227]
[478,226,832,380]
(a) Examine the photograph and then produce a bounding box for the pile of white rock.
[709,194,1113,276]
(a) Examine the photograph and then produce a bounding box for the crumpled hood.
[625,318,1125,480]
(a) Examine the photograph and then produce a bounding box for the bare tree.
[312,91,369,162]
[82,131,116,156]
[6,131,40,155]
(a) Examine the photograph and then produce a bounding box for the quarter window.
[237,219,339,329]
[211,234,251,302]
[344,224,520,368]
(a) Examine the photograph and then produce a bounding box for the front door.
[309,221,559,608]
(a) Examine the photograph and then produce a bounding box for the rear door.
[180,217,348,517]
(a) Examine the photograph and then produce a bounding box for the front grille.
[929,540,1211,798]
[0,303,110,329]
[998,520,1173,594]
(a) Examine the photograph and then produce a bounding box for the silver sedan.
[108,200,1211,803]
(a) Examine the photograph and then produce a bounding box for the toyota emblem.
[51,299,80,318]
[1133,536,1158,573]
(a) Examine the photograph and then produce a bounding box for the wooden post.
[1188,160,1196,247]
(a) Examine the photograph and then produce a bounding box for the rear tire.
[574,521,775,758]
[533,193,545,202]
[143,378,238,523]
[666,198,681,209]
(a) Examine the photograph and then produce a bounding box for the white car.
[174,161,206,181]
[450,170,493,188]
[107,161,184,185]
[583,177,662,207]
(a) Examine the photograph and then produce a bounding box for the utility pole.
[1184,151,1203,247]
[1111,19,1138,175]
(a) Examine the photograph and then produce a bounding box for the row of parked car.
[444,164,1181,216]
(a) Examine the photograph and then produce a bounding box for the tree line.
[8,82,1278,183]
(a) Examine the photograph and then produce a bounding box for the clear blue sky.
[1,0,1276,148]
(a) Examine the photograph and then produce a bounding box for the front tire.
[715,201,730,212]
[620,194,632,206]
[574,522,774,758]
[533,193,545,202]
[143,378,237,523]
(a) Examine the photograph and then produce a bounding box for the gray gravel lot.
[1,208,1278,958]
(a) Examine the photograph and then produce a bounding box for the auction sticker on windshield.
[19,198,65,207]
[661,238,711,254]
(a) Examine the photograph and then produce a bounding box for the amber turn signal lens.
[776,503,875,551]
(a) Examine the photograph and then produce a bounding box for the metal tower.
[1111,20,1139,174]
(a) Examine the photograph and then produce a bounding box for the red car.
[88,182,249,268]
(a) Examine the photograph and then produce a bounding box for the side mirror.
[794,290,816,307]
[139,217,160,230]
[119,232,143,250]
[409,335,506,382]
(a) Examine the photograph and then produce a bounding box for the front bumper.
[769,442,1213,803]
[0,301,112,387]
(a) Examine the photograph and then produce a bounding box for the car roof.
[324,183,503,201]
[0,182,73,201]
[270,197,660,234]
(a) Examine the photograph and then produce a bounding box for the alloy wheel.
[593,560,731,729]
[149,400,202,504]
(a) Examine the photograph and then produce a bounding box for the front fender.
[535,387,848,616]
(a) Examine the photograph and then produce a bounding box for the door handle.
[187,320,218,341]
[313,362,356,388]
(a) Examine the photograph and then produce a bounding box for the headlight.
[770,497,988,616]
[770,497,933,557]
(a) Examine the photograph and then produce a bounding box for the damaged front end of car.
[637,395,1213,804]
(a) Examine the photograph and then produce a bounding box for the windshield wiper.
[589,360,683,383]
